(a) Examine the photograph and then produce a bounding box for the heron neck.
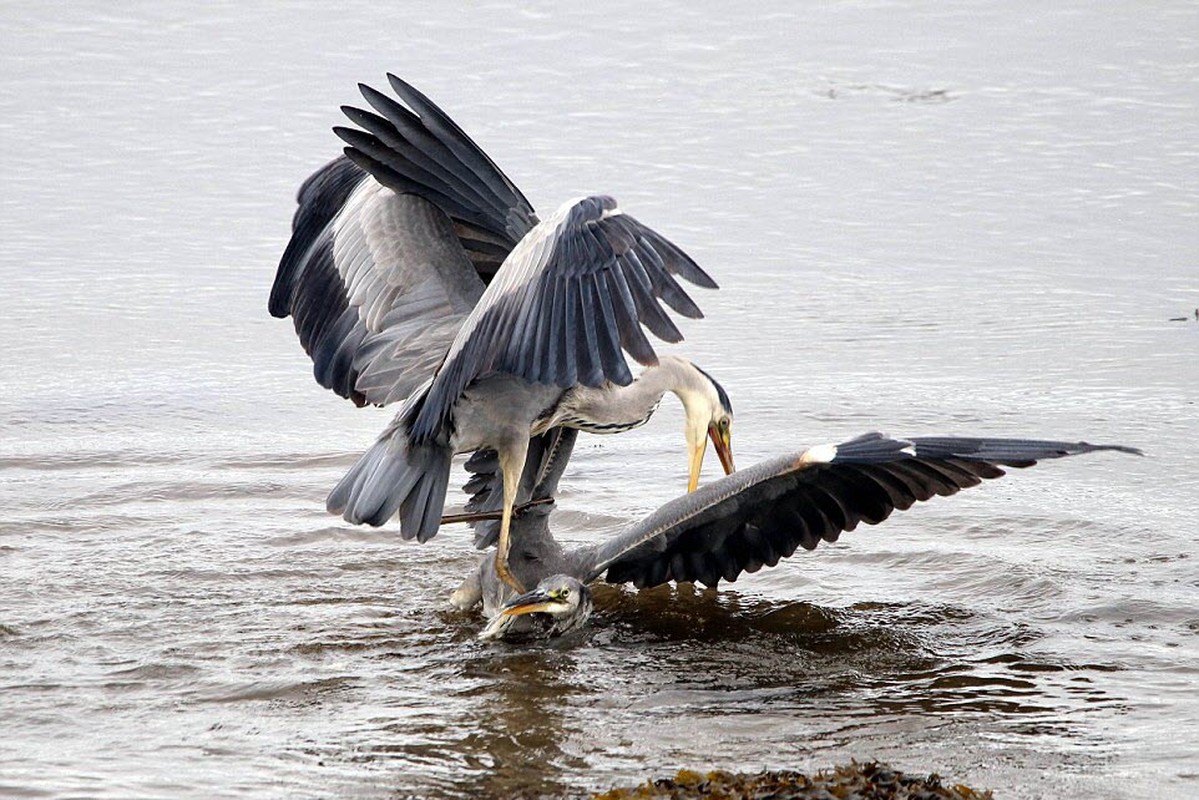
[631,355,710,407]
[556,356,706,433]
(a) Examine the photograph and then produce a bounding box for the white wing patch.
[800,444,839,465]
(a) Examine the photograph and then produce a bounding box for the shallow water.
[2,2,1197,798]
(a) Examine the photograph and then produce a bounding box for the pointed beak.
[499,588,556,618]
[709,423,735,476]
[687,437,706,493]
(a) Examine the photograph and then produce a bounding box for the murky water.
[2,2,1197,797]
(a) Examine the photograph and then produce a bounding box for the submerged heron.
[270,75,735,592]
[452,429,1140,640]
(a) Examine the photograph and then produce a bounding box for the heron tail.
[326,428,452,543]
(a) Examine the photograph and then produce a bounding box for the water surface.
[2,2,1197,797]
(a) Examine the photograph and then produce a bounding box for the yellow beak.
[499,588,557,618]
[688,424,736,492]
[710,423,736,476]
[687,438,706,493]
[501,601,554,618]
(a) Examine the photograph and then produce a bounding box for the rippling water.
[2,2,1196,798]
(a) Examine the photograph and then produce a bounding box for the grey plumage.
[273,74,724,572]
[406,194,716,445]
[269,76,1142,643]
[326,194,717,545]
[270,75,537,409]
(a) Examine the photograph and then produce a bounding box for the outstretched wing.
[334,73,538,278]
[573,432,1141,588]
[270,74,539,406]
[409,194,718,442]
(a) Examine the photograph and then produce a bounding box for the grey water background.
[2,1,1196,797]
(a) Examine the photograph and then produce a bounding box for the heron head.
[479,575,592,640]
[680,363,736,491]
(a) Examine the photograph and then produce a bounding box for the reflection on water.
[2,0,1197,798]
[215,581,1136,799]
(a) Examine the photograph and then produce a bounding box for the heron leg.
[495,504,523,593]
[494,442,528,593]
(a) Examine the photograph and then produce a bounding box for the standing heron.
[270,75,735,591]
[448,430,1140,640]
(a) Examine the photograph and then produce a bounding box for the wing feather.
[386,74,534,227]
[344,100,507,221]
[337,76,538,253]
[621,251,684,343]
[575,280,602,386]
[603,267,657,365]
[573,433,1140,587]
[340,104,500,220]
[273,77,546,408]
[407,195,715,442]
[591,273,628,382]
[335,125,500,236]
[272,160,492,406]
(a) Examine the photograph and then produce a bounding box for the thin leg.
[494,443,528,593]
[495,503,523,593]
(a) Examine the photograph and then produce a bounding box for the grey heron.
[449,429,1139,641]
[270,75,735,592]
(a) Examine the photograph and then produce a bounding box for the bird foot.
[494,551,526,594]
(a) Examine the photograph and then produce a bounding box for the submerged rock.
[593,761,992,800]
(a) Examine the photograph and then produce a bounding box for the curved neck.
[626,355,707,409]
[556,355,712,437]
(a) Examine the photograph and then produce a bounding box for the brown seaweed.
[594,761,992,800]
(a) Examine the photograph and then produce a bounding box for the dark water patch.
[0,784,54,799]
[101,660,204,687]
[973,652,1121,674]
[0,450,192,471]
[264,525,399,547]
[213,451,359,470]
[191,675,360,704]
[385,650,597,799]
[66,478,292,506]
[816,81,957,104]
[0,512,165,536]
[591,584,851,642]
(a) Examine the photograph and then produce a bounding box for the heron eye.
[560,588,571,599]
